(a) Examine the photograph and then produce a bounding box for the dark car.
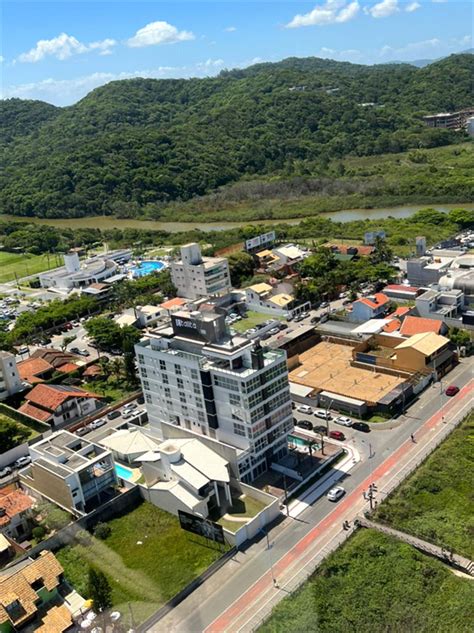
[329,430,345,441]
[279,323,289,330]
[313,425,327,435]
[352,422,371,433]
[445,385,459,397]
[310,316,320,324]
[297,420,313,431]
[260,332,271,340]
[107,410,121,420]
[137,394,145,405]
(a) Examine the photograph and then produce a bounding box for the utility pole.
[325,398,333,436]
[282,473,289,517]
[365,482,378,511]
[263,527,278,588]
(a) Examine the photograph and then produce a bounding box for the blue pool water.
[130,260,165,277]
[115,463,134,480]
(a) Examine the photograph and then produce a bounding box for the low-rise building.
[0,351,24,401]
[0,551,72,633]
[20,431,117,515]
[383,284,421,301]
[416,288,464,320]
[0,485,35,543]
[406,256,452,287]
[399,315,447,337]
[245,283,296,317]
[18,384,102,427]
[394,332,453,375]
[348,293,390,322]
[171,243,231,300]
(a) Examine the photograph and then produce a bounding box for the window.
[159,360,166,371]
[143,380,150,390]
[177,378,184,389]
[163,374,169,384]
[233,422,247,437]
[175,364,182,375]
[164,387,171,398]
[229,393,241,405]
[191,369,198,380]
[146,394,152,404]
[179,392,186,403]
[213,375,239,392]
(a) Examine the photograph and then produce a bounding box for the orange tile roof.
[83,364,101,377]
[0,551,64,627]
[30,348,80,370]
[383,319,401,333]
[18,403,52,423]
[389,306,411,318]
[0,489,34,527]
[358,293,390,309]
[22,384,101,415]
[17,357,53,384]
[384,284,420,294]
[37,604,72,633]
[399,316,442,336]
[161,297,187,310]
[56,362,80,374]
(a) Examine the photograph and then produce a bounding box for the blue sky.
[2,1,472,105]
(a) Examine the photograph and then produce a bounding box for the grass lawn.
[0,411,43,443]
[259,529,474,633]
[214,494,268,533]
[56,501,226,626]
[232,311,284,333]
[374,413,474,558]
[90,378,137,403]
[0,251,62,283]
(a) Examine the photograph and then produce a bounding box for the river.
[1,203,472,233]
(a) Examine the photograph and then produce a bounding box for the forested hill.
[1,53,473,219]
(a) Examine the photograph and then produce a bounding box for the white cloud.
[126,21,194,47]
[365,0,399,18]
[0,56,4,63]
[318,46,363,61]
[286,0,360,28]
[405,2,421,12]
[196,58,225,71]
[224,26,237,32]
[432,0,447,3]
[17,33,116,63]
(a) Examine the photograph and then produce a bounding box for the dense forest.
[1,53,473,219]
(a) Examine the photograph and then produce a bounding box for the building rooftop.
[356,293,390,309]
[17,357,52,384]
[399,316,443,336]
[100,429,160,457]
[395,332,449,355]
[161,297,187,310]
[269,293,293,307]
[247,282,272,295]
[0,487,34,527]
[20,384,100,413]
[30,430,108,473]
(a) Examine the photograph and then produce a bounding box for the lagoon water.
[1,203,472,234]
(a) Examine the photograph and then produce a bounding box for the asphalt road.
[148,358,473,633]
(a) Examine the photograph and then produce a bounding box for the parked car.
[293,314,304,322]
[107,410,121,420]
[320,301,329,309]
[313,425,327,435]
[279,323,289,330]
[123,402,137,410]
[260,332,271,341]
[18,347,29,355]
[268,327,280,336]
[314,409,332,420]
[14,456,31,469]
[137,395,145,405]
[445,385,459,397]
[0,466,12,478]
[296,420,313,431]
[327,486,345,502]
[352,422,370,433]
[88,417,107,430]
[76,425,91,436]
[335,416,353,427]
[300,311,310,319]
[329,430,345,441]
[310,316,320,324]
[296,405,313,415]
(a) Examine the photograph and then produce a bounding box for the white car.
[296,405,313,415]
[314,409,331,420]
[88,417,107,430]
[327,486,345,502]
[335,416,353,427]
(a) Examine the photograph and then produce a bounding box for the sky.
[1,0,472,106]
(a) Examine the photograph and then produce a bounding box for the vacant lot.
[232,310,281,333]
[259,529,474,633]
[56,501,225,625]
[374,413,474,558]
[0,251,61,283]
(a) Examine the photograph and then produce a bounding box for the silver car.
[335,416,353,427]
[327,486,345,502]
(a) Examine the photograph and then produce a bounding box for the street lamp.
[325,398,333,436]
[262,527,278,588]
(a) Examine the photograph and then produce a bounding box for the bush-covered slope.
[1,53,472,218]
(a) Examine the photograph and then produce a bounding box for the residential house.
[138,437,233,518]
[383,284,421,301]
[394,332,454,375]
[0,551,72,633]
[160,297,188,315]
[0,352,24,401]
[349,293,390,322]
[99,429,160,465]
[245,283,295,317]
[18,384,102,427]
[0,485,35,543]
[17,358,55,385]
[29,349,81,371]
[416,289,464,321]
[272,244,307,269]
[399,316,447,337]
[20,431,117,515]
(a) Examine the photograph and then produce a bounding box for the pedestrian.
[273,578,279,588]
[410,433,415,443]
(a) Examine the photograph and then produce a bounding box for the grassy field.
[0,251,62,283]
[232,310,284,333]
[0,411,43,443]
[259,529,474,633]
[374,413,474,558]
[56,501,225,626]
[213,494,268,533]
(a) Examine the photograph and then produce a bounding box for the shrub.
[93,522,111,540]
[32,525,46,541]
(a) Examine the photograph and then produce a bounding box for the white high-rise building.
[0,352,23,401]
[170,243,231,300]
[135,311,293,483]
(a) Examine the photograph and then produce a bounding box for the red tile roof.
[383,319,401,333]
[56,362,80,374]
[30,348,80,370]
[83,364,101,377]
[386,306,411,319]
[17,358,53,384]
[17,403,52,423]
[23,384,101,413]
[0,489,34,527]
[384,284,420,294]
[161,297,187,310]
[399,316,442,336]
[358,293,390,309]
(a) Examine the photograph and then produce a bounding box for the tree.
[35,501,70,531]
[87,568,112,612]
[449,327,471,350]
[370,237,393,265]
[0,419,30,452]
[61,335,76,352]
[228,252,255,287]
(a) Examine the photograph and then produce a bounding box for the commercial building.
[415,289,464,321]
[20,430,117,515]
[422,107,474,130]
[39,249,131,291]
[0,352,24,401]
[18,384,102,427]
[170,243,231,300]
[393,332,453,375]
[406,256,452,287]
[0,551,72,633]
[135,310,293,483]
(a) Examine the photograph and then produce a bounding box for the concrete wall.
[139,483,208,518]
[0,443,29,470]
[223,484,280,548]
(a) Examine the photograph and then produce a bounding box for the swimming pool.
[115,463,134,481]
[130,260,165,277]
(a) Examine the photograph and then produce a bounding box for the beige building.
[393,332,453,374]
[245,283,295,316]
[171,243,231,300]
